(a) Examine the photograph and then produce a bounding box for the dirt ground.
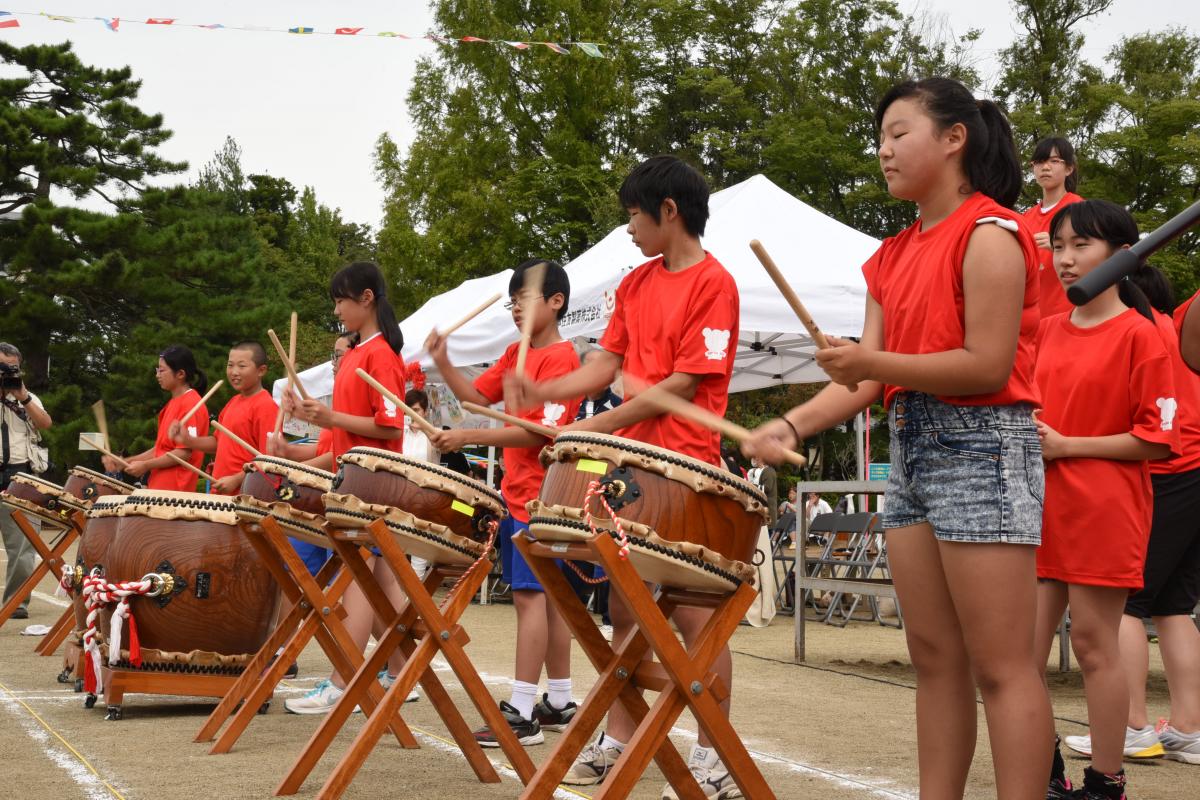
[1,544,1193,800]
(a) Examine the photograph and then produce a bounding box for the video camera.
[0,362,23,393]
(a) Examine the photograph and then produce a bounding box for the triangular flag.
[378,31,410,38]
[335,27,362,35]
[95,16,119,32]
[146,18,175,25]
[0,18,17,29]
[0,11,11,15]
[288,26,314,35]
[542,42,570,54]
[426,34,451,44]
[505,41,530,50]
[42,12,74,22]
[576,42,604,58]
[460,36,487,43]
[200,23,224,30]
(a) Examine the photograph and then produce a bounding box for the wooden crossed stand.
[271,516,536,799]
[515,533,777,800]
[0,506,85,668]
[196,515,407,752]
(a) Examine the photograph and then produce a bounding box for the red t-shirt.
[863,192,1041,409]
[1034,309,1180,588]
[1150,310,1200,474]
[599,253,739,465]
[1023,192,1084,318]
[316,428,333,456]
[147,388,210,492]
[1176,291,1200,375]
[475,340,581,522]
[330,332,405,461]
[211,389,278,486]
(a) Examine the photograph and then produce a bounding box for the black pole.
[1067,199,1200,305]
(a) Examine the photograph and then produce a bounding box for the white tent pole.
[855,411,867,511]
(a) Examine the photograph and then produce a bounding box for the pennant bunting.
[1,10,605,56]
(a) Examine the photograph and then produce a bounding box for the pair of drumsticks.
[353,241,833,467]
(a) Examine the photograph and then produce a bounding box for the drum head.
[323,492,488,567]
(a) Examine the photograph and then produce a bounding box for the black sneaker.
[1078,767,1125,800]
[12,607,29,620]
[1047,775,1078,799]
[473,700,544,748]
[533,693,577,732]
[284,662,299,679]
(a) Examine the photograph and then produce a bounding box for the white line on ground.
[33,589,71,608]
[411,729,582,800]
[0,694,123,799]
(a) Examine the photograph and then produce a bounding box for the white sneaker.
[562,733,623,785]
[1063,725,1164,759]
[661,745,743,799]
[378,669,419,703]
[1159,721,1200,764]
[284,679,343,715]
[598,625,614,642]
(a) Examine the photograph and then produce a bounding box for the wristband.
[777,416,801,449]
[18,395,32,406]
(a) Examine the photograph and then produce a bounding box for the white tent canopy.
[397,174,878,392]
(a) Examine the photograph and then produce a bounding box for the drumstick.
[408,292,504,364]
[81,434,132,470]
[90,400,112,453]
[268,328,311,401]
[461,401,557,439]
[211,421,263,459]
[165,451,212,483]
[355,368,439,436]
[180,380,225,426]
[749,239,858,393]
[514,262,547,378]
[274,312,299,437]
[629,378,807,467]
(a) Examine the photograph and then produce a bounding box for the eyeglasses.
[330,351,345,363]
[503,294,545,311]
[1032,158,1067,167]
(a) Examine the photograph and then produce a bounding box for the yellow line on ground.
[0,679,126,800]
[410,725,594,799]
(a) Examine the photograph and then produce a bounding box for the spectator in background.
[773,485,798,546]
[574,349,622,421]
[402,389,436,463]
[806,491,833,527]
[721,444,745,478]
[747,456,778,527]
[439,425,471,475]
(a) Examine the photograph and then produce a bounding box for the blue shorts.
[884,392,1043,545]
[500,516,545,592]
[289,537,329,576]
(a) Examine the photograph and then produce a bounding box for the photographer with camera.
[1,342,53,620]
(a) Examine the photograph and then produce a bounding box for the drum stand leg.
[0,509,80,630]
[516,534,777,800]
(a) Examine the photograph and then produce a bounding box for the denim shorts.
[884,392,1044,545]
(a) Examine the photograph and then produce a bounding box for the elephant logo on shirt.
[541,402,567,427]
[1157,397,1177,431]
[382,395,398,418]
[186,425,197,438]
[703,328,731,361]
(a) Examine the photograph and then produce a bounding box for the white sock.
[509,680,538,720]
[599,732,625,751]
[547,677,572,709]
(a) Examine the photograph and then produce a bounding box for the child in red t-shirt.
[1179,290,1200,373]
[745,78,1055,799]
[282,262,411,715]
[267,333,352,472]
[505,156,741,793]
[170,341,277,495]
[1033,200,1180,794]
[425,259,581,747]
[1023,136,1084,318]
[123,344,210,491]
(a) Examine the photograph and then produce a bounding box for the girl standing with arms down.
[1023,136,1084,318]
[744,77,1054,799]
[123,344,210,490]
[282,261,414,713]
[1034,200,1179,799]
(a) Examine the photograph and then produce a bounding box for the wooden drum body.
[237,456,333,549]
[330,447,505,541]
[71,495,126,633]
[105,490,280,663]
[1,473,85,528]
[530,433,767,592]
[63,467,136,506]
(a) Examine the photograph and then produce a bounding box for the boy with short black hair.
[426,258,582,747]
[171,340,277,495]
[504,155,741,797]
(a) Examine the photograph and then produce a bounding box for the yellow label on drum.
[575,459,608,475]
[451,500,475,516]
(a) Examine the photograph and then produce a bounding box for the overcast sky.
[3,1,1195,227]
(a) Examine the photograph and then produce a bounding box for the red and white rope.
[80,569,161,692]
[583,479,629,560]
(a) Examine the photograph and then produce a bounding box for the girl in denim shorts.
[746,77,1055,799]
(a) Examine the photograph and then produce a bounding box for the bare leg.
[940,541,1055,800]
[1156,614,1200,731]
[1067,584,1130,775]
[544,592,572,680]
[513,589,549,685]
[1120,614,1151,729]
[1034,581,1070,679]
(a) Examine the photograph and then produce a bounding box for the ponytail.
[159,344,208,394]
[876,77,1022,208]
[1118,279,1155,322]
[329,261,405,355]
[1127,264,1175,317]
